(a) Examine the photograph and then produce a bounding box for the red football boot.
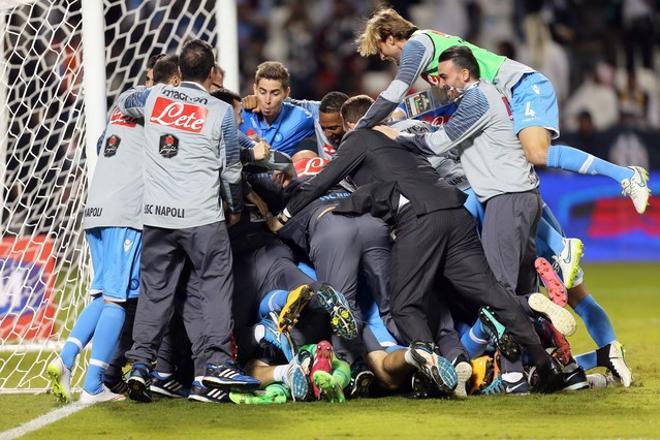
[310,340,333,399]
[535,257,568,308]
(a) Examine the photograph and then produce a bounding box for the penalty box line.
[0,403,90,440]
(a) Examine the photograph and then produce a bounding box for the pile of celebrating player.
[46,8,648,405]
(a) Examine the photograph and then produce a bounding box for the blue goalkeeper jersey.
[240,102,314,156]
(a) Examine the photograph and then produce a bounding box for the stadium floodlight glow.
[0,0,239,394]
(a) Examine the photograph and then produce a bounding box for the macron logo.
[150,97,208,133]
[123,239,132,253]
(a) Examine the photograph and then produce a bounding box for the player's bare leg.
[519,126,650,214]
[366,350,412,392]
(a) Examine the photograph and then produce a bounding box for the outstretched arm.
[356,35,434,129]
[377,87,491,156]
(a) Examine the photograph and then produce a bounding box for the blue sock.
[455,321,471,339]
[153,371,172,380]
[575,351,597,371]
[547,145,633,183]
[536,217,564,260]
[60,296,104,370]
[258,290,289,319]
[296,263,317,280]
[460,320,490,359]
[573,295,616,348]
[83,302,125,395]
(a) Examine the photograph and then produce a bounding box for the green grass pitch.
[1,263,659,439]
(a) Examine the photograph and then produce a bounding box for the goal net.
[0,0,223,394]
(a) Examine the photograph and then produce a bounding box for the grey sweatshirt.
[84,106,145,230]
[118,82,243,229]
[397,80,538,202]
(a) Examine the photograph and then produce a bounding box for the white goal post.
[0,0,238,394]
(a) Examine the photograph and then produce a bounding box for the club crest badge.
[159,133,179,158]
[103,135,121,157]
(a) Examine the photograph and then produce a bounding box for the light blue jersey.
[240,102,315,156]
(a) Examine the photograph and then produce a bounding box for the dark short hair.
[210,88,241,106]
[153,54,179,84]
[319,91,349,114]
[340,95,375,124]
[147,53,166,69]
[254,61,290,89]
[578,110,593,120]
[179,39,215,82]
[438,45,480,79]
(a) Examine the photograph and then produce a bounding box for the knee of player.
[389,308,406,322]
[389,299,417,316]
[390,308,416,326]
[368,358,400,391]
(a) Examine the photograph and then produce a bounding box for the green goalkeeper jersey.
[413,29,506,85]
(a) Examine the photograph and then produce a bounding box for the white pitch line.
[0,403,90,440]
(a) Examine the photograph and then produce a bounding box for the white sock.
[154,371,172,379]
[254,325,265,343]
[502,372,524,383]
[194,376,204,385]
[273,365,287,383]
[404,349,417,366]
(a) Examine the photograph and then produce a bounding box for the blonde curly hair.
[355,8,416,57]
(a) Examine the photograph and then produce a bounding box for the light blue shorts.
[510,72,560,139]
[86,227,142,301]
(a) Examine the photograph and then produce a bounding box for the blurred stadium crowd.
[2,0,659,238]
[231,0,660,169]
